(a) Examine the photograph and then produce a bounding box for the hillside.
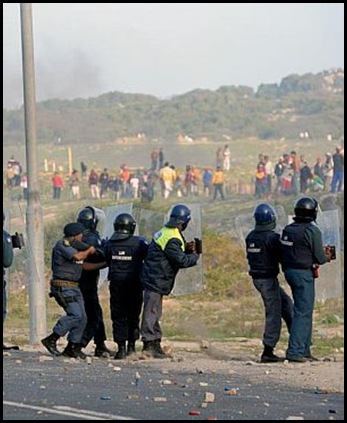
[3,68,344,146]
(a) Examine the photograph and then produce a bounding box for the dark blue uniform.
[104,233,148,344]
[246,229,293,351]
[50,239,87,344]
[281,221,328,361]
[3,229,14,325]
[79,230,107,349]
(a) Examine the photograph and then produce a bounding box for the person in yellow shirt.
[212,166,225,200]
[159,162,176,199]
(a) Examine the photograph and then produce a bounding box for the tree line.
[3,68,344,146]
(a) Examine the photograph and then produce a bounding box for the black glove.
[11,232,24,249]
[194,238,202,254]
[326,245,336,260]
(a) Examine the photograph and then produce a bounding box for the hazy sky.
[3,3,344,109]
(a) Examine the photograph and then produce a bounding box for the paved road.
[3,349,344,420]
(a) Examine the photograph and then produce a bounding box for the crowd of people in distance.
[254,146,344,199]
[5,143,344,205]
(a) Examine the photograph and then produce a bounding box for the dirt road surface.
[3,339,344,420]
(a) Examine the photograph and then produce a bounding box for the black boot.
[114,342,127,360]
[3,344,20,351]
[95,342,111,358]
[142,340,153,353]
[305,350,319,361]
[142,340,157,357]
[41,332,61,356]
[143,340,168,359]
[153,339,171,358]
[261,345,280,363]
[62,342,86,359]
[127,341,136,356]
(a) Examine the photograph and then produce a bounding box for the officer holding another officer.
[104,213,149,359]
[245,204,293,363]
[281,197,332,362]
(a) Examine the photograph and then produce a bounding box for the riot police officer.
[140,204,200,358]
[3,211,23,350]
[41,222,100,358]
[76,206,110,358]
[104,213,149,359]
[3,212,17,351]
[245,204,293,363]
[281,197,331,362]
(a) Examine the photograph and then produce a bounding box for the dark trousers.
[140,290,163,342]
[53,187,61,199]
[79,279,107,347]
[109,280,143,343]
[331,171,344,193]
[213,184,225,200]
[253,277,293,348]
[51,286,87,344]
[284,268,315,359]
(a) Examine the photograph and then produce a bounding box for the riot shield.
[101,203,134,240]
[286,209,343,301]
[315,208,343,300]
[135,208,166,241]
[235,205,288,248]
[99,202,134,283]
[3,208,11,232]
[169,203,204,296]
[135,204,204,296]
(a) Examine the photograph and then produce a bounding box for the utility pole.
[20,3,47,343]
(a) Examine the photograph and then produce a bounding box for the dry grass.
[5,265,344,356]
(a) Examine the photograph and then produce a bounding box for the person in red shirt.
[52,171,64,200]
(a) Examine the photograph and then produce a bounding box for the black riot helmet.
[113,213,136,234]
[294,197,318,222]
[254,203,276,225]
[77,206,104,231]
[167,204,191,229]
